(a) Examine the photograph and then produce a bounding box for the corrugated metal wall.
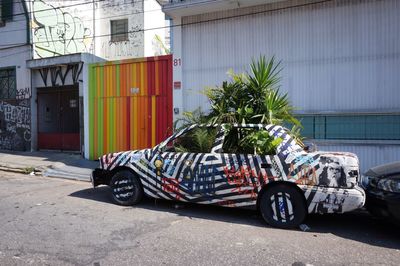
[181,0,400,113]
[180,0,400,171]
[88,55,173,160]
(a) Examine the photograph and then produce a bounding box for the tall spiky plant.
[204,55,299,126]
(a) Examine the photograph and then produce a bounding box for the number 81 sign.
[173,58,181,67]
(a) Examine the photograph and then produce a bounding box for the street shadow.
[69,186,265,228]
[304,210,400,249]
[70,186,400,250]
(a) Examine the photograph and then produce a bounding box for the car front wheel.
[110,170,143,206]
[259,184,307,229]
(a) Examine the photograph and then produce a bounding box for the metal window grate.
[0,68,16,99]
[110,19,128,42]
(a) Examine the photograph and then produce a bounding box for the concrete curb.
[0,164,90,182]
[0,164,43,175]
[43,168,91,182]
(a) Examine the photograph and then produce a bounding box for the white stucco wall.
[0,1,28,47]
[95,0,144,60]
[28,0,168,60]
[144,0,170,57]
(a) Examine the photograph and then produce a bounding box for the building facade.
[0,0,31,151]
[161,0,400,172]
[0,0,171,156]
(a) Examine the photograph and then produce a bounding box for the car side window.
[222,127,282,155]
[165,127,217,153]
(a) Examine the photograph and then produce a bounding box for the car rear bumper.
[300,185,366,214]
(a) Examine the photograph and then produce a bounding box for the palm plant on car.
[205,56,299,126]
[174,56,303,154]
[205,56,303,153]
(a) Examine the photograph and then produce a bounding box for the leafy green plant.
[174,56,303,155]
[239,130,283,155]
[172,108,209,131]
[204,56,299,126]
[174,128,217,153]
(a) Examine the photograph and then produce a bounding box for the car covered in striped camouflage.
[91,124,366,228]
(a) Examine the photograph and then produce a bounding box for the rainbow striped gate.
[88,55,173,160]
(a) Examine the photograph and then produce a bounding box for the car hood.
[99,149,151,169]
[364,161,400,178]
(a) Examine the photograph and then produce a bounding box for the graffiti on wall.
[16,87,31,100]
[38,63,83,87]
[100,0,142,13]
[101,25,144,59]
[0,100,31,151]
[32,0,93,58]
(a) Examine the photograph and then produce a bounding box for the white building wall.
[181,0,400,114]
[144,0,170,57]
[28,0,169,60]
[0,1,28,47]
[96,0,144,60]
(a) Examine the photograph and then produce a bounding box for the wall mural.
[0,100,31,151]
[31,0,93,58]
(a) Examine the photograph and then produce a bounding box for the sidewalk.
[0,150,99,182]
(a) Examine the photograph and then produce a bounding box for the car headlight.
[360,175,373,189]
[376,176,400,193]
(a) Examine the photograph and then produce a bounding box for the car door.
[152,126,218,201]
[213,125,282,207]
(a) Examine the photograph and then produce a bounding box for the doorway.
[37,86,80,151]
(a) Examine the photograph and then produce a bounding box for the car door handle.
[260,163,271,169]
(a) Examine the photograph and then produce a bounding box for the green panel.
[98,66,104,156]
[294,114,400,141]
[99,67,104,98]
[297,116,314,139]
[314,116,326,139]
[98,97,103,157]
[365,115,400,140]
[326,116,365,139]
[116,65,120,97]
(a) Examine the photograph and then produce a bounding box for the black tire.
[110,170,143,206]
[259,184,307,229]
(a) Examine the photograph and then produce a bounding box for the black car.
[362,161,400,223]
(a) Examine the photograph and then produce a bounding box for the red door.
[37,86,80,151]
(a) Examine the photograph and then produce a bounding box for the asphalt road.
[0,171,399,266]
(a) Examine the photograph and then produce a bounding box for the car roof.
[364,161,400,177]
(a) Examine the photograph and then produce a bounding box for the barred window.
[0,68,16,99]
[110,19,128,42]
